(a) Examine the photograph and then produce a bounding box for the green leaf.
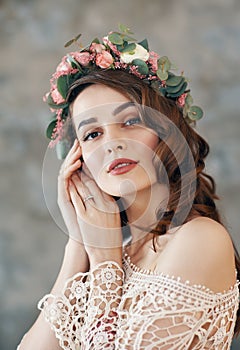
[156,69,168,81]
[188,106,204,120]
[158,56,171,72]
[165,79,186,94]
[108,32,124,45]
[185,93,193,106]
[166,75,184,87]
[166,81,187,98]
[121,43,136,53]
[138,39,149,51]
[64,33,81,48]
[91,37,100,44]
[57,75,69,99]
[132,59,149,75]
[46,118,57,139]
[66,55,82,71]
[122,34,136,42]
[56,140,70,160]
[118,23,133,34]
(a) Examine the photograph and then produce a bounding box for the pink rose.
[95,51,114,68]
[90,43,105,53]
[56,57,72,74]
[56,61,72,74]
[51,88,65,104]
[71,51,91,66]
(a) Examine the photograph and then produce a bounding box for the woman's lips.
[108,158,138,175]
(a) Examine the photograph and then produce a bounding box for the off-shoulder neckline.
[123,250,239,297]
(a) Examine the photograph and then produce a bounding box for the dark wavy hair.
[66,69,240,336]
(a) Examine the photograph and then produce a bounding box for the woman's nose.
[105,139,127,154]
[104,125,127,154]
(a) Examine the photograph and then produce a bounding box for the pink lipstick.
[108,158,138,175]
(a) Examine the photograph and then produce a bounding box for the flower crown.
[44,24,203,153]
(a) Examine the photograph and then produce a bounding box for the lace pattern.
[38,261,123,349]
[37,254,239,350]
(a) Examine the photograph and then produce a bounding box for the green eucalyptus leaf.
[159,86,167,96]
[56,140,71,160]
[57,75,69,99]
[118,23,133,34]
[121,43,136,53]
[108,32,124,45]
[185,94,193,106]
[166,81,187,98]
[122,34,136,42]
[64,33,81,48]
[165,79,186,94]
[166,75,184,87]
[158,56,171,72]
[46,119,57,140]
[138,39,149,51]
[156,69,168,81]
[188,106,204,120]
[132,59,149,75]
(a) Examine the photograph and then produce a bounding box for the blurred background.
[1,0,240,348]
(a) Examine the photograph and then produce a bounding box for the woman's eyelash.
[124,116,142,126]
[82,130,101,141]
[82,117,142,141]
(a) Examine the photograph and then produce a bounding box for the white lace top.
[36,252,239,350]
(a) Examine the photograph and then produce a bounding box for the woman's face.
[72,84,159,197]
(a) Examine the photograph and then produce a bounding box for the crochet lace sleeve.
[38,261,123,350]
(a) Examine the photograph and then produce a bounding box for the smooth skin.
[18,85,236,349]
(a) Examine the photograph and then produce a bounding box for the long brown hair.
[66,69,240,335]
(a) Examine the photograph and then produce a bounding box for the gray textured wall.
[1,0,240,349]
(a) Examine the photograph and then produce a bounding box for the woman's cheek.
[83,149,103,181]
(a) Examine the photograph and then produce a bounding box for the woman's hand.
[58,139,84,244]
[68,149,122,268]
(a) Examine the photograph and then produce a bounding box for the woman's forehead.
[72,84,131,116]
[73,101,139,131]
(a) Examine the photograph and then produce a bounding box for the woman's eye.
[124,117,142,126]
[83,131,101,141]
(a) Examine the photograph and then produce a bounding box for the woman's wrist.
[88,247,123,269]
[65,238,89,270]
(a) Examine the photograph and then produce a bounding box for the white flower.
[120,44,149,64]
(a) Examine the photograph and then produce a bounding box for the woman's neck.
[122,182,169,244]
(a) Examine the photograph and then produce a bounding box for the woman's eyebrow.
[77,102,136,130]
[112,102,136,116]
[78,117,98,130]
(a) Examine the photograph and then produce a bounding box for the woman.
[18,26,240,349]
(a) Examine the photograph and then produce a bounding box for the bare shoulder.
[175,216,234,255]
[156,217,237,292]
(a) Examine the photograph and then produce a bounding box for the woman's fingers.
[60,139,82,175]
[58,139,83,202]
[75,171,118,214]
[64,159,81,179]
[71,173,92,205]
[68,180,85,216]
